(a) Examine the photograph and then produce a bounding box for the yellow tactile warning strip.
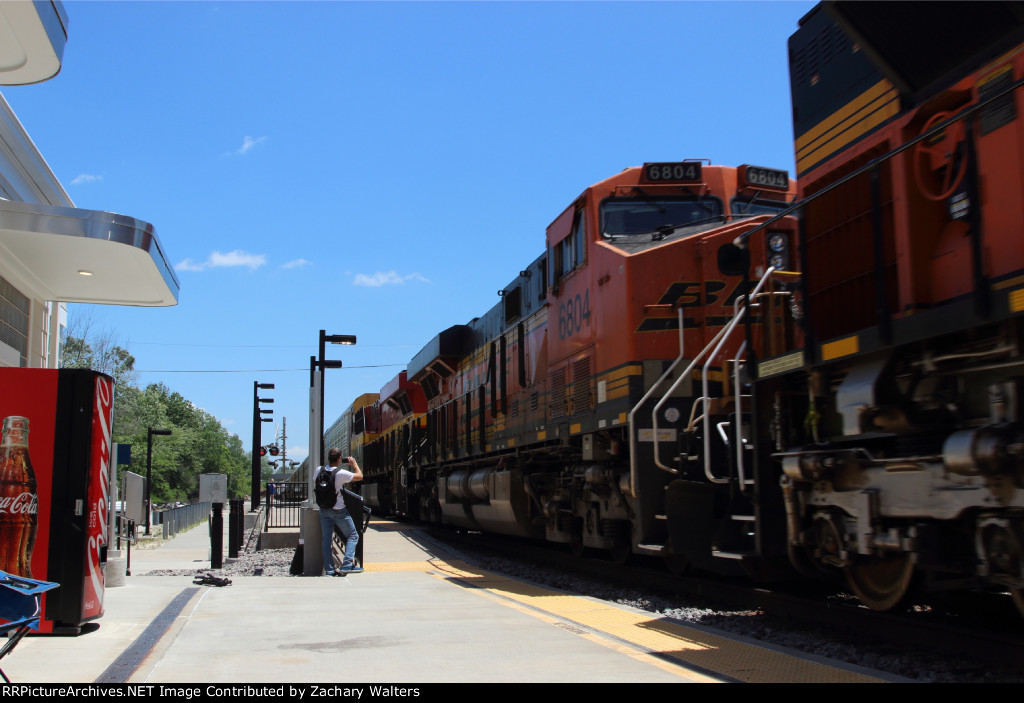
[363,561,438,572]
[366,520,419,531]
[365,557,892,683]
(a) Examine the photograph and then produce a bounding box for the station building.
[0,1,179,370]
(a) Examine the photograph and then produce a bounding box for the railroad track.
[423,526,1024,681]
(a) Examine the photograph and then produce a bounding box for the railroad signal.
[268,445,280,456]
[252,381,276,512]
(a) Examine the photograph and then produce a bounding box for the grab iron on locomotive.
[306,2,1024,616]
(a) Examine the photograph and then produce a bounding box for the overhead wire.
[135,364,406,373]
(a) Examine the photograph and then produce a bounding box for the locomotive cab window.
[549,208,586,287]
[600,196,723,238]
[730,197,789,217]
[504,285,522,324]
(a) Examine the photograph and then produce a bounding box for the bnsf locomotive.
[327,1,1024,616]
[342,159,801,573]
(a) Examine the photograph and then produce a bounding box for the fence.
[265,482,306,529]
[153,502,212,539]
[115,515,137,550]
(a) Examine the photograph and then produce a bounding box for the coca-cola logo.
[0,492,37,514]
[84,376,115,618]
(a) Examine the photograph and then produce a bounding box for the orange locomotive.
[359,372,426,517]
[333,1,1024,616]
[761,1,1024,614]
[356,161,801,573]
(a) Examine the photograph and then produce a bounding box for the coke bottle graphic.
[0,416,37,577]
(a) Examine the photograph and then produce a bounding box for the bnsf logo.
[637,280,756,332]
[656,280,752,308]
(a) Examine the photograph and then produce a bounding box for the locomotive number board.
[740,165,790,191]
[641,162,703,184]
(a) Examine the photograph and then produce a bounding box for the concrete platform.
[0,516,907,684]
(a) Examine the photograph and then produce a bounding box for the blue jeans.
[319,507,360,573]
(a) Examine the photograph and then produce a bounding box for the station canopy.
[0,1,67,86]
[0,199,180,306]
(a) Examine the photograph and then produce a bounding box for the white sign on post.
[123,470,147,524]
[199,473,228,503]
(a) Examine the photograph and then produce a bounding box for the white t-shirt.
[316,465,355,510]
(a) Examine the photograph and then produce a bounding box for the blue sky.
[2,0,814,464]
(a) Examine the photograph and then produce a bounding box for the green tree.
[60,322,252,504]
[59,316,138,390]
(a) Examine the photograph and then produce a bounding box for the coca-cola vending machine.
[0,368,113,634]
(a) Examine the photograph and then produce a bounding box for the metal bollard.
[228,499,241,558]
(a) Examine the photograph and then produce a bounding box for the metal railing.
[115,514,137,550]
[153,502,212,539]
[265,482,306,529]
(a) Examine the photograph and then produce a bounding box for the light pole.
[145,427,172,535]
[313,330,356,467]
[304,330,356,577]
[251,382,274,511]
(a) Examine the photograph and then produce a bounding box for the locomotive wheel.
[787,542,828,579]
[844,553,915,612]
[980,522,1024,617]
[913,110,968,202]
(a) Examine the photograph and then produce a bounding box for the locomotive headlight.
[768,232,787,252]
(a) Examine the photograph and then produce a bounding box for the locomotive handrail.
[638,267,777,484]
[731,285,797,488]
[733,339,749,487]
[630,263,798,495]
[638,308,730,478]
[649,324,730,475]
[628,306,691,494]
[732,72,1024,247]
[635,266,780,484]
[698,267,777,484]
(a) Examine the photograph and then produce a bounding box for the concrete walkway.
[1,516,702,683]
[1,513,904,685]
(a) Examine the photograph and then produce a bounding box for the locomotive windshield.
[730,197,789,217]
[600,196,724,238]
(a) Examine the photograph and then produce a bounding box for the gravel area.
[145,527,1024,683]
[145,547,297,578]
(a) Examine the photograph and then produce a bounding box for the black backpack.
[314,467,339,509]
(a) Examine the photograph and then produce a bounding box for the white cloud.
[353,271,430,287]
[175,249,267,272]
[281,258,312,269]
[175,258,206,272]
[209,250,266,269]
[71,173,102,185]
[236,135,267,155]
